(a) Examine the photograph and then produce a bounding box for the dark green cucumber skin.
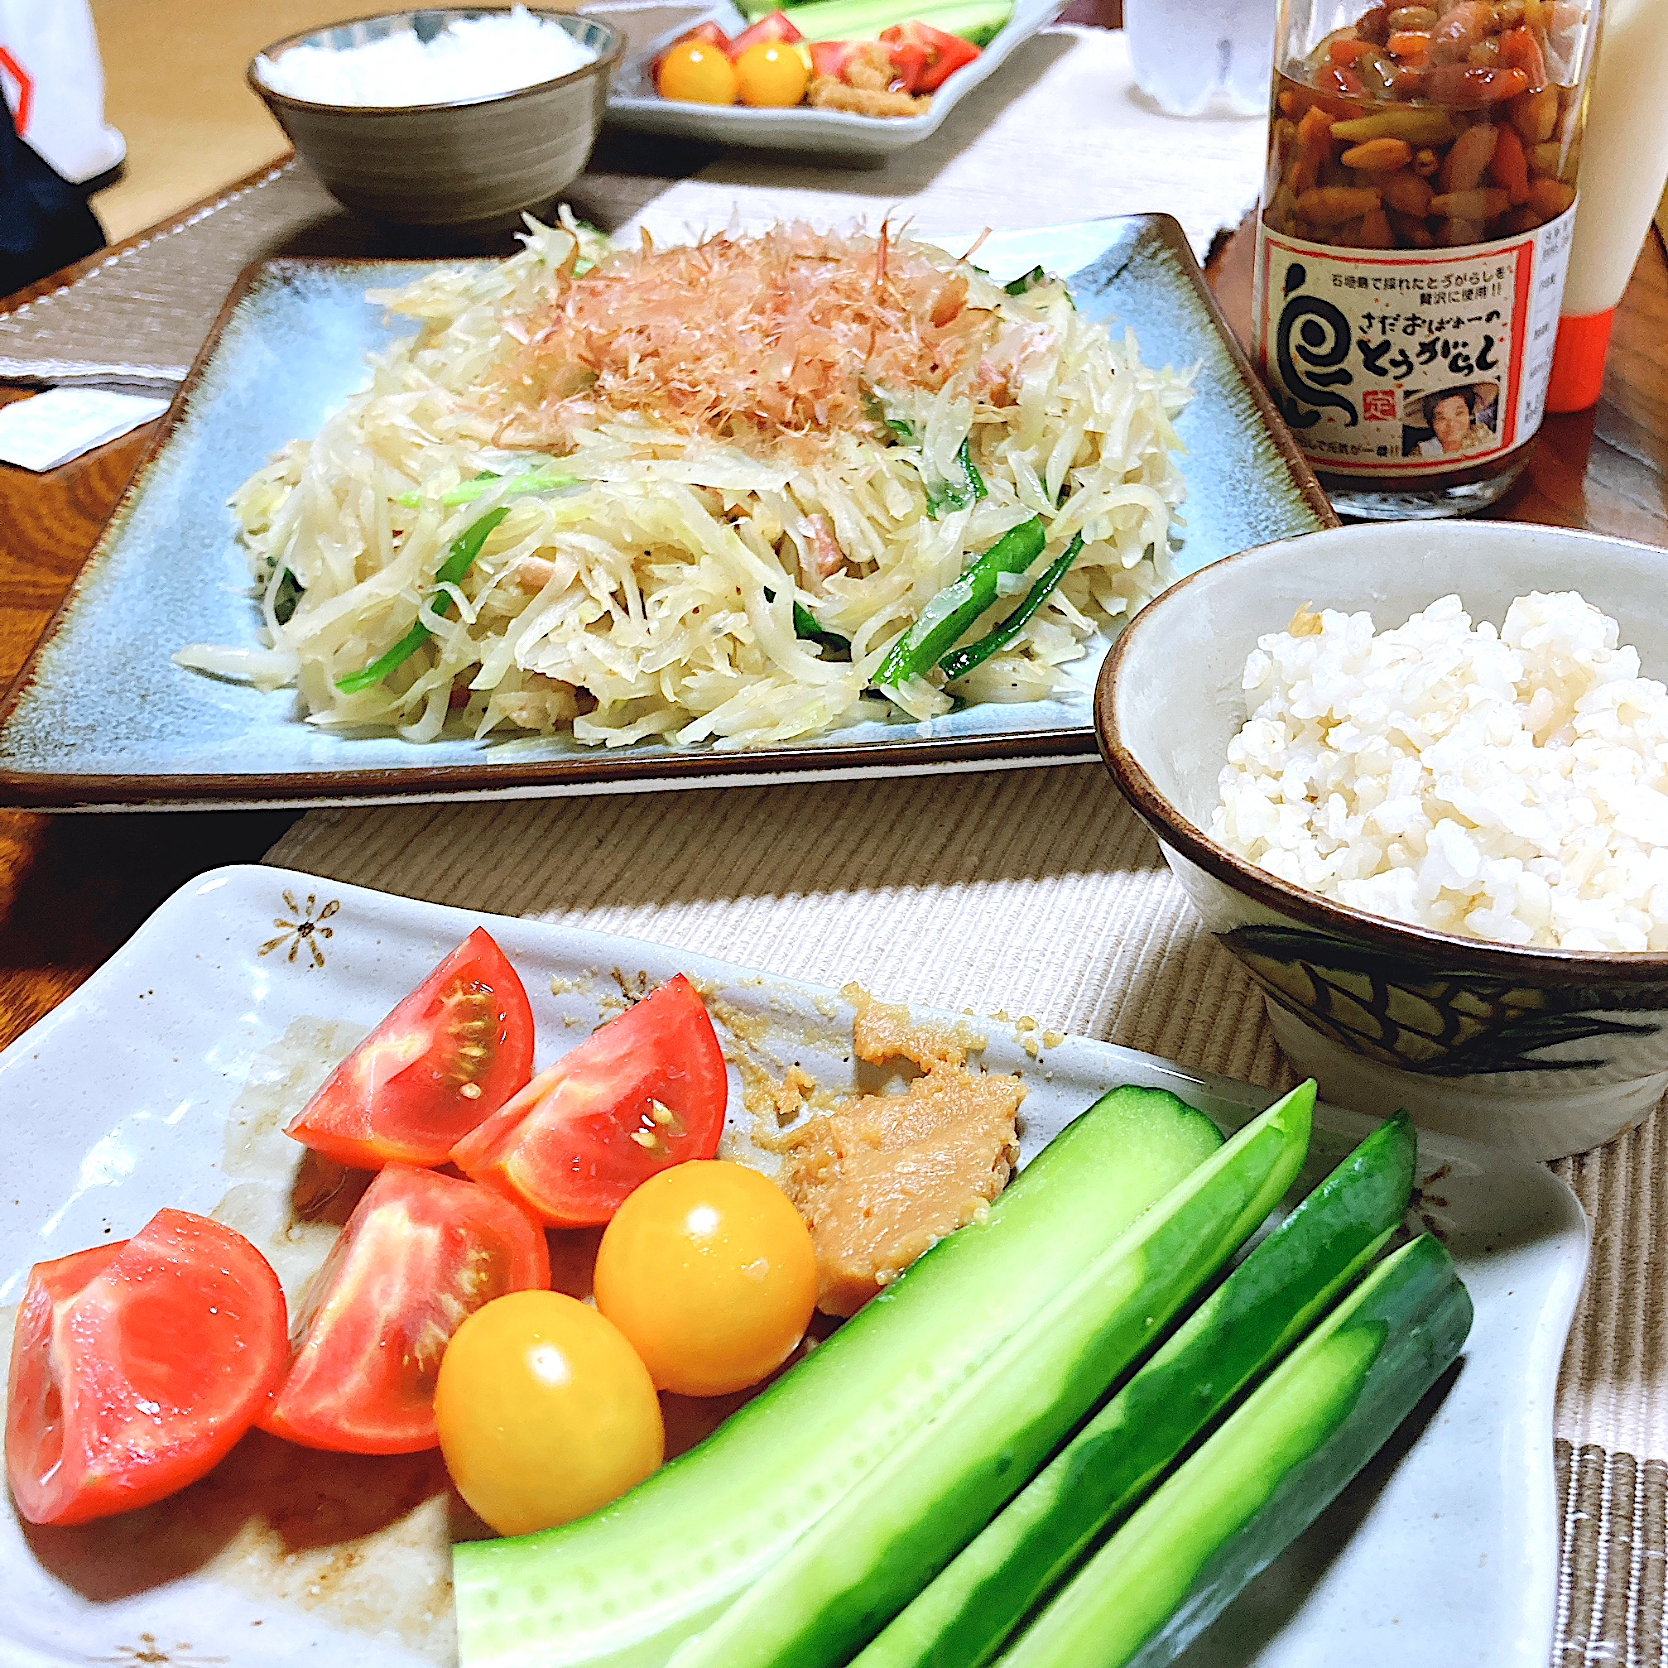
[856,1112,1417,1668]
[998,1234,1472,1668]
[666,1084,1315,1668]
[455,1086,1222,1668]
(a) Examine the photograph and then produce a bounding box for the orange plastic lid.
[1545,309,1616,414]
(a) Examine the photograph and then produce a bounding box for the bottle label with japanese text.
[1253,206,1575,478]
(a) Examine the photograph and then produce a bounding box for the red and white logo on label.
[0,46,34,133]
[1253,209,1574,479]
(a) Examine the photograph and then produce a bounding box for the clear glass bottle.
[1252,0,1604,518]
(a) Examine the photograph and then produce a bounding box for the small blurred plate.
[0,216,1333,811]
[605,0,1062,157]
[0,865,1584,1667]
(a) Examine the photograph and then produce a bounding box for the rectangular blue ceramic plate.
[0,867,1582,1667]
[0,217,1334,810]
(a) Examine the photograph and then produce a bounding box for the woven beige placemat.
[264,763,1659,1668]
[0,27,1265,389]
[0,156,671,390]
[0,163,354,388]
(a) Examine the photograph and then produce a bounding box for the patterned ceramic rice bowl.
[1096,521,1668,1162]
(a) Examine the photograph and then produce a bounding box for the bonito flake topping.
[490,225,1001,455]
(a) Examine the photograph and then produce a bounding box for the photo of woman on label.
[1402,383,1501,459]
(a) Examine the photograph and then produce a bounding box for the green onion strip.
[335,506,510,694]
[939,532,1084,681]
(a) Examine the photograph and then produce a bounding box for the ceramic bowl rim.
[246,6,624,118]
[1095,521,1668,985]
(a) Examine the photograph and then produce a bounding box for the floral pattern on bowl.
[1223,922,1668,1079]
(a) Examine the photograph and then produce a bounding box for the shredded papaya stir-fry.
[491,225,994,455]
[177,216,1193,749]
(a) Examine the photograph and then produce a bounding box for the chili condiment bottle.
[1545,0,1668,411]
[1253,0,1605,518]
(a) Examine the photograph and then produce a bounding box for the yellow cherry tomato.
[435,1289,663,1536]
[593,1160,817,1397]
[733,41,810,108]
[657,39,740,104]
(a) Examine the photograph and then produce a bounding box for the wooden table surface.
[0,192,1663,1053]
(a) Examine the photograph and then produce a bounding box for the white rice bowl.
[256,7,595,107]
[1209,590,1668,952]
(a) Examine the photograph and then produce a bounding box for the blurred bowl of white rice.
[1096,520,1668,1161]
[249,7,623,234]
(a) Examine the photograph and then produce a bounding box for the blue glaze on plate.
[0,216,1333,808]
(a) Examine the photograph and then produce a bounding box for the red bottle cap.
[1544,309,1616,414]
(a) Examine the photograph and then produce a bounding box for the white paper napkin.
[0,387,170,472]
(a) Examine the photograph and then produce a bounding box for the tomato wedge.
[5,1211,288,1526]
[727,9,802,58]
[260,1166,549,1455]
[285,927,534,1170]
[809,38,865,77]
[451,974,729,1228]
[675,18,732,49]
[878,21,981,92]
[884,39,929,93]
[654,18,732,74]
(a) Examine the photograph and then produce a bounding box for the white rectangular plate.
[605,0,1063,156]
[0,866,1585,1668]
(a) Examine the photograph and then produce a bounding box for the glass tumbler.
[1125,0,1279,117]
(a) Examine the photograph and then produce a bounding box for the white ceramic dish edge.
[0,865,1587,1668]
[604,0,1064,153]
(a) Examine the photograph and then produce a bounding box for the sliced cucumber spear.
[666,1081,1316,1668]
[996,1232,1473,1668]
[455,1085,1225,1668]
[737,0,1012,39]
[854,1110,1416,1668]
